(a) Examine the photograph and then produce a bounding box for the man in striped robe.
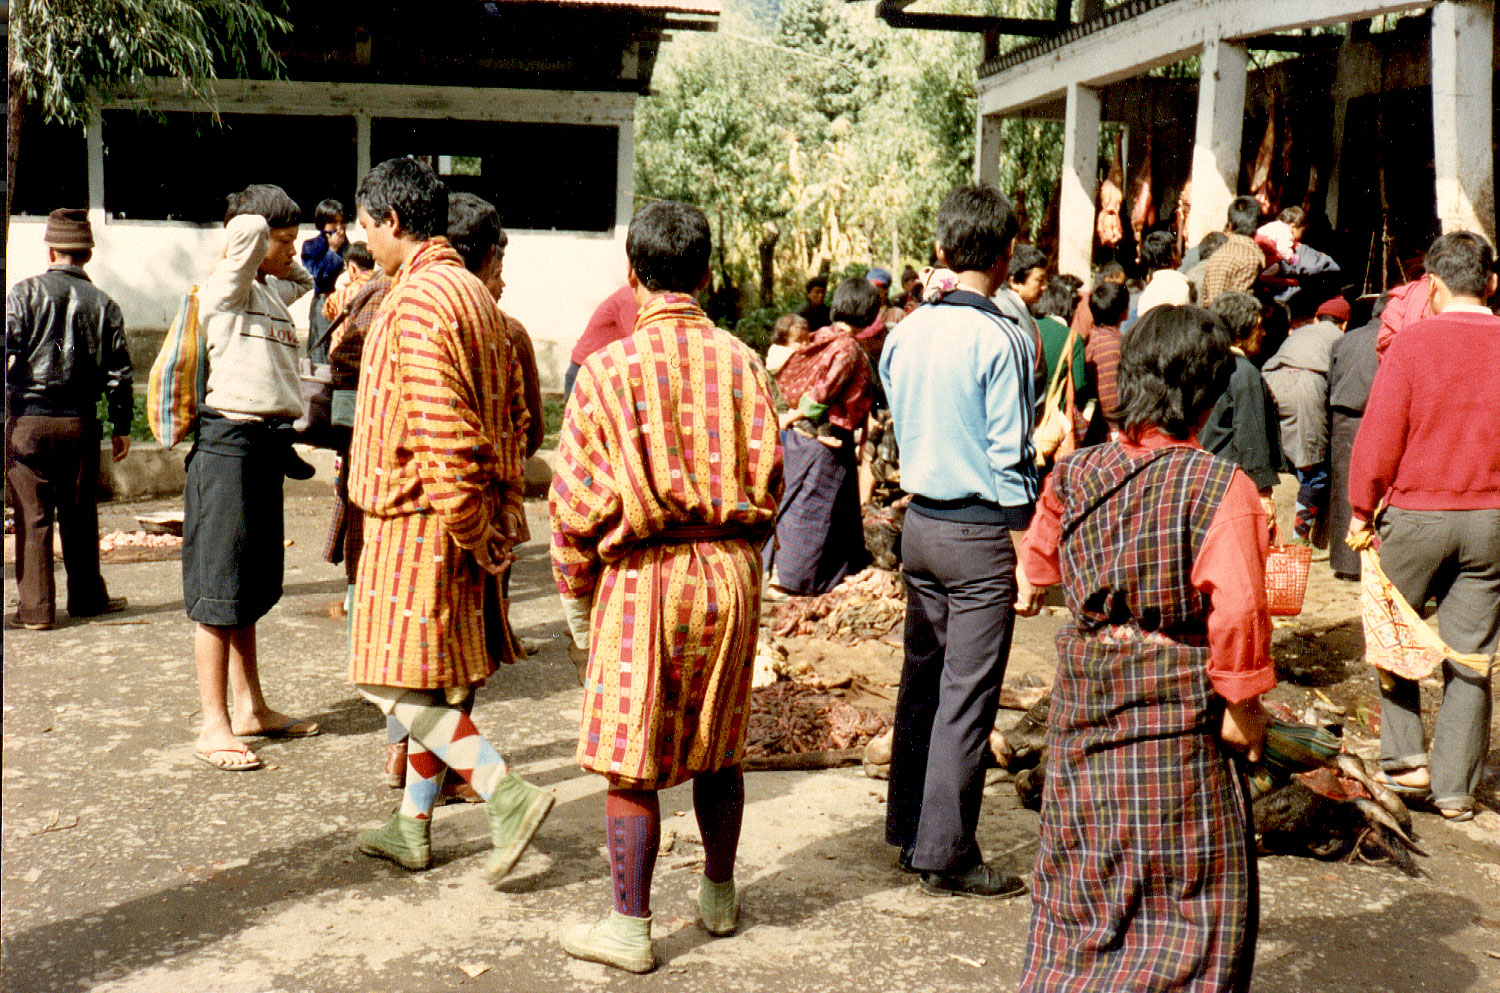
[550,201,782,973]
[347,156,551,880]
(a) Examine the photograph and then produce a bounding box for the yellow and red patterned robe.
[550,293,782,789]
[348,238,528,690]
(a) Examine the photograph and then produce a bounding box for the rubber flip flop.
[246,717,320,739]
[196,747,262,772]
[1375,771,1430,799]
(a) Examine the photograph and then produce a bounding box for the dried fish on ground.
[767,567,906,645]
[746,680,891,759]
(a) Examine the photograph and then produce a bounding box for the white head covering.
[1136,270,1193,316]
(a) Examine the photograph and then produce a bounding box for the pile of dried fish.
[768,567,906,645]
[745,680,890,759]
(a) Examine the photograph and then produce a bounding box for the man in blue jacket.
[879,185,1037,899]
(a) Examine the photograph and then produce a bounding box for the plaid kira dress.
[1019,442,1258,993]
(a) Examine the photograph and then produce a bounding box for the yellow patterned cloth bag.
[1361,548,1493,681]
[146,286,206,448]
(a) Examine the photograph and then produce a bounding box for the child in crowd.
[766,312,842,446]
[1084,281,1131,437]
[321,241,376,326]
[765,312,810,375]
[300,198,347,364]
[1256,205,1308,265]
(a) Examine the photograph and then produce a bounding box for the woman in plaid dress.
[1016,305,1276,993]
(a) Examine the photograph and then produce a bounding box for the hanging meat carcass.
[1096,130,1125,248]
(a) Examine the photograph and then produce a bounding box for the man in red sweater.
[1347,231,1500,823]
[565,284,639,399]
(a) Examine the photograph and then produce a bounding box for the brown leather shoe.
[439,776,484,804]
[384,741,408,788]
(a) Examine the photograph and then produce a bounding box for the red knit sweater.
[1348,310,1500,517]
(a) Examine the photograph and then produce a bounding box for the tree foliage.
[635,0,1070,313]
[636,0,994,307]
[6,0,291,231]
[10,0,290,128]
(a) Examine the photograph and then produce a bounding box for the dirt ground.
[3,484,1499,993]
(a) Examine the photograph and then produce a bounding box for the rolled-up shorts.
[182,409,288,627]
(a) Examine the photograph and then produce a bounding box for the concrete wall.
[6,216,628,391]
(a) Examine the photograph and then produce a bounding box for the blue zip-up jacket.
[879,290,1038,512]
[300,232,345,295]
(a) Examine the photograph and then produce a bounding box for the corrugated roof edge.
[496,0,721,16]
[979,0,1174,78]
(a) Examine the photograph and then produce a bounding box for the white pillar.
[615,113,636,233]
[1186,38,1248,247]
[1059,83,1100,281]
[354,114,372,190]
[86,108,106,226]
[975,112,1003,187]
[1431,0,1495,243]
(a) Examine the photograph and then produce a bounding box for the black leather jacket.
[6,264,133,433]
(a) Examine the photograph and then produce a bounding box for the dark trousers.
[1327,410,1362,577]
[5,415,109,625]
[1375,507,1500,808]
[886,510,1018,872]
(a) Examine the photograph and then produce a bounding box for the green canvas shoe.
[698,875,739,936]
[483,773,554,883]
[357,811,432,871]
[560,910,655,973]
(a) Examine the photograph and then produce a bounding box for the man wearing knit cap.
[5,208,133,629]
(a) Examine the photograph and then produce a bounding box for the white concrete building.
[6,0,720,389]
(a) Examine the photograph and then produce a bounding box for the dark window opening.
[11,114,88,217]
[371,118,617,232]
[102,112,356,224]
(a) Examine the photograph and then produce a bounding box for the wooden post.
[1186,37,1248,247]
[1059,82,1100,281]
[1431,0,1495,243]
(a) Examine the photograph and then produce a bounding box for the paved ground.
[3,487,1499,993]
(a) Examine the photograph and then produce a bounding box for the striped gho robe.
[348,238,528,690]
[549,293,783,789]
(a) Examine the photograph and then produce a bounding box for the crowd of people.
[6,157,1497,986]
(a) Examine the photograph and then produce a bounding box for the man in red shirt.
[1347,231,1500,823]
[565,284,639,398]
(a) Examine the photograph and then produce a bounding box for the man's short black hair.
[344,241,375,271]
[357,157,449,241]
[1140,230,1177,272]
[806,274,828,293]
[446,192,505,275]
[224,184,301,229]
[1035,276,1078,321]
[1096,261,1126,285]
[626,200,712,293]
[830,276,882,330]
[1208,290,1261,343]
[1089,281,1130,326]
[1425,231,1497,298]
[1119,304,1234,440]
[1196,231,1228,260]
[936,184,1019,273]
[313,198,345,228]
[1226,196,1262,236]
[1008,243,1047,285]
